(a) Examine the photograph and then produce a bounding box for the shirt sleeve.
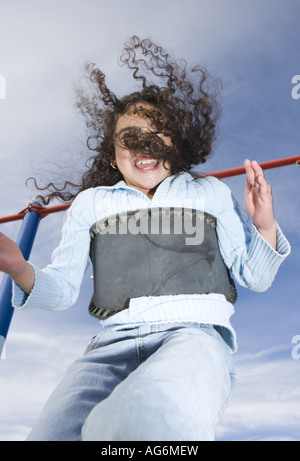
[205,176,291,292]
[12,189,95,311]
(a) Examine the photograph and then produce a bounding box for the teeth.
[136,159,157,165]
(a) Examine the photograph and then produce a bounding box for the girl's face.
[113,104,172,199]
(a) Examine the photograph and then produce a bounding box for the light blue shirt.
[12,173,291,352]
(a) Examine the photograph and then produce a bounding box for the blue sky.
[0,0,299,441]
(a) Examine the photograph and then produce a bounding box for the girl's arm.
[0,232,35,293]
[204,173,290,293]
[7,188,95,312]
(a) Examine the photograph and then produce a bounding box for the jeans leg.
[82,325,236,441]
[26,329,139,441]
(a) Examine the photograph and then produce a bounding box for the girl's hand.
[0,232,34,293]
[244,159,277,250]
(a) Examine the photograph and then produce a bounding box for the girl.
[0,36,290,441]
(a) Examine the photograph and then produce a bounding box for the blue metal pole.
[0,202,43,358]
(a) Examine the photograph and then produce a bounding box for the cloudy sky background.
[0,0,299,441]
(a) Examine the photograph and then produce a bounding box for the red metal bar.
[199,155,300,179]
[0,155,299,224]
[0,203,70,224]
[38,203,70,218]
[0,212,27,224]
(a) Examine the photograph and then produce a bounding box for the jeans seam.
[211,390,233,439]
[135,338,141,365]
[138,337,147,364]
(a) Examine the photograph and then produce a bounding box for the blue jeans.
[27,323,236,441]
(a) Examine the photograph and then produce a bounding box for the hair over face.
[31,36,221,204]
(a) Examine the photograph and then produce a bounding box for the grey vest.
[89,208,237,319]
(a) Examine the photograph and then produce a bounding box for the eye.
[115,127,151,143]
[114,127,172,151]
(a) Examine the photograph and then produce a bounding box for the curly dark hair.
[30,36,221,204]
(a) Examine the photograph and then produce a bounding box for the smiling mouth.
[134,157,160,171]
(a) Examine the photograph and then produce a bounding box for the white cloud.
[216,347,300,441]
[0,328,90,441]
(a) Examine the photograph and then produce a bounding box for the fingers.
[244,159,254,191]
[244,159,273,204]
[244,158,264,180]
[244,159,268,189]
